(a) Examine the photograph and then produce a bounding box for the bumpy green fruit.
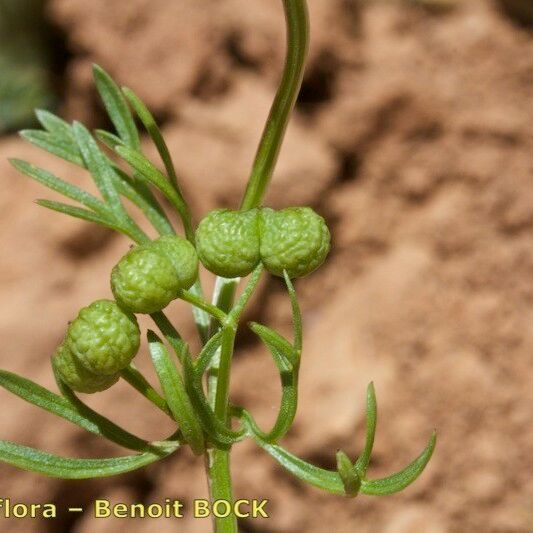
[66,299,140,376]
[259,207,330,278]
[53,343,119,394]
[111,236,199,313]
[195,209,261,278]
[111,246,182,314]
[149,235,198,290]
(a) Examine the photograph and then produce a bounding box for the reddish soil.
[0,0,532,531]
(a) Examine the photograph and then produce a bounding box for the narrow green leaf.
[19,130,84,167]
[361,432,437,496]
[283,271,302,354]
[36,199,120,231]
[11,159,107,214]
[35,109,73,141]
[115,145,194,242]
[110,167,175,236]
[72,121,124,214]
[150,312,188,364]
[336,450,361,497]
[354,383,377,477]
[120,365,172,418]
[188,281,211,345]
[93,65,140,150]
[253,437,345,495]
[95,129,125,150]
[195,330,224,377]
[148,331,205,455]
[0,440,177,479]
[249,323,299,442]
[182,353,242,447]
[249,323,296,371]
[0,370,150,452]
[122,86,179,188]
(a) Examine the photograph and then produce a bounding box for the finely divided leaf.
[93,65,140,150]
[72,122,124,214]
[20,130,84,167]
[35,109,74,141]
[11,159,107,214]
[122,86,179,187]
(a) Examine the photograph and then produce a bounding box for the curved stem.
[240,0,310,210]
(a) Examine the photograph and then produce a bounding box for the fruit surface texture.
[66,299,140,375]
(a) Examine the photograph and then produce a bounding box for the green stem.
[178,290,228,325]
[205,3,310,531]
[206,448,238,532]
[240,0,310,210]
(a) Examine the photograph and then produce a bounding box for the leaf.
[249,322,299,442]
[283,271,302,353]
[93,65,140,150]
[148,331,205,455]
[188,281,211,345]
[36,199,120,231]
[115,145,194,241]
[354,383,377,477]
[336,450,361,497]
[122,87,179,188]
[0,370,151,452]
[195,330,224,376]
[253,438,345,495]
[110,167,175,236]
[360,432,437,496]
[72,121,125,214]
[181,352,242,447]
[120,365,171,417]
[95,129,125,150]
[11,159,107,214]
[20,130,84,167]
[246,412,437,497]
[249,323,296,371]
[35,109,73,141]
[0,440,178,479]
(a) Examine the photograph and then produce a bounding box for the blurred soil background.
[1,0,533,531]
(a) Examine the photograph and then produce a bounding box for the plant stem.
[240,0,310,210]
[205,448,238,532]
[204,2,310,531]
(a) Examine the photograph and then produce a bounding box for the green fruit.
[259,207,330,278]
[66,299,140,375]
[53,343,119,394]
[149,235,198,290]
[111,246,182,314]
[195,209,261,278]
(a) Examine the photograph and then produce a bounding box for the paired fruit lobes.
[52,343,120,394]
[259,207,330,278]
[111,235,199,314]
[195,207,330,279]
[195,209,261,278]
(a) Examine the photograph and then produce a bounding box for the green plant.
[2,1,436,531]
